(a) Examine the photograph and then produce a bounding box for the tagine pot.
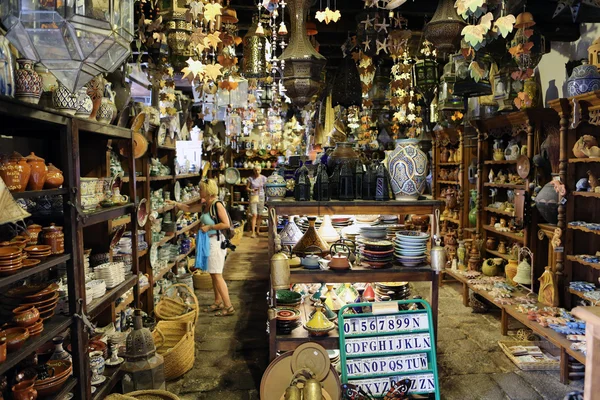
[567,60,600,97]
[326,142,359,175]
[0,151,31,193]
[25,152,47,191]
[44,164,64,189]
[15,59,42,104]
[387,139,428,200]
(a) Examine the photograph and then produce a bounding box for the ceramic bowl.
[22,258,41,268]
[5,327,30,352]
[0,246,22,258]
[24,245,52,254]
[13,305,40,327]
[38,359,72,384]
[276,290,302,304]
[34,373,70,397]
[395,231,431,242]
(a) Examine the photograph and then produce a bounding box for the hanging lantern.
[453,53,492,97]
[412,58,439,102]
[493,62,522,112]
[588,38,600,71]
[1,0,134,92]
[509,12,546,73]
[257,84,273,109]
[280,0,327,107]
[438,54,464,111]
[331,56,362,108]
[424,0,467,56]
[243,15,269,78]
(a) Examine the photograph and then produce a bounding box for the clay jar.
[25,153,47,191]
[42,224,64,255]
[326,142,359,175]
[505,259,518,285]
[0,152,31,192]
[445,188,457,210]
[13,305,40,328]
[497,240,507,254]
[11,380,37,400]
[485,237,497,250]
[44,164,64,189]
[26,224,42,245]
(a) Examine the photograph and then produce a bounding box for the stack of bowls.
[359,225,388,240]
[331,215,353,228]
[94,262,125,289]
[0,246,24,276]
[385,224,405,240]
[24,245,52,260]
[276,307,301,334]
[374,282,411,301]
[85,280,107,300]
[380,215,399,224]
[394,231,430,267]
[2,283,59,323]
[276,290,302,309]
[358,239,394,269]
[34,359,73,397]
[113,254,133,274]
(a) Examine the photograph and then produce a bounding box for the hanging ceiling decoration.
[424,0,467,57]
[1,0,134,92]
[280,0,327,107]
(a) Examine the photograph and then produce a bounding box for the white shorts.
[207,235,227,274]
[249,197,265,216]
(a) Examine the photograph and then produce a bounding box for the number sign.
[338,299,440,399]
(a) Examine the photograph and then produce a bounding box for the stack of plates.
[94,262,126,289]
[380,215,399,224]
[275,290,302,309]
[295,217,322,234]
[0,246,24,276]
[331,215,353,228]
[358,239,394,269]
[85,279,107,300]
[359,225,387,239]
[384,224,406,240]
[374,282,411,301]
[328,349,340,365]
[24,245,52,260]
[113,254,133,274]
[276,307,301,335]
[355,215,380,223]
[394,231,430,267]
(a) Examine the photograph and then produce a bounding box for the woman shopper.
[169,179,234,316]
[246,165,267,238]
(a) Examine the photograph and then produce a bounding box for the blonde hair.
[254,166,262,174]
[200,179,219,197]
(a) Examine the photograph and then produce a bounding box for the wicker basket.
[230,220,246,247]
[106,390,180,400]
[154,283,199,324]
[192,270,213,290]
[152,321,195,380]
[498,340,560,371]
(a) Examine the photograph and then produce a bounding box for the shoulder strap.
[210,200,223,222]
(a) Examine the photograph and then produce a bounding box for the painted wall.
[538,23,600,106]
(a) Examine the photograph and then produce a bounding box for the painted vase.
[45,164,64,189]
[505,259,518,286]
[265,173,287,201]
[15,59,42,104]
[468,189,477,227]
[42,223,65,255]
[52,83,79,115]
[49,336,72,362]
[26,224,42,245]
[25,152,47,191]
[86,75,105,120]
[387,139,428,200]
[482,259,498,276]
[0,151,31,192]
[522,78,538,109]
[567,60,600,97]
[97,82,118,124]
[75,87,93,118]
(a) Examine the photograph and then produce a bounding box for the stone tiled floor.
[167,236,584,399]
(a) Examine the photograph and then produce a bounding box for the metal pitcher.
[431,209,447,272]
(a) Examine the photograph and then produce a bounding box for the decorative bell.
[430,237,447,272]
[514,258,532,285]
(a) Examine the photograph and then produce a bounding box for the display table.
[267,199,443,361]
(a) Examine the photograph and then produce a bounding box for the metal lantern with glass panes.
[412,58,438,103]
[438,54,463,111]
[1,0,134,92]
[493,63,523,112]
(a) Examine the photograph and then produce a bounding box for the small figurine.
[489,169,495,183]
[588,170,599,191]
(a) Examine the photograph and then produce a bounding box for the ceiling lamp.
[280,0,327,107]
[1,0,134,92]
[243,15,268,78]
[424,0,466,57]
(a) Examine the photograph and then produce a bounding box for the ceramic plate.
[225,167,240,184]
[133,132,149,159]
[291,342,331,381]
[174,181,181,202]
[137,198,148,227]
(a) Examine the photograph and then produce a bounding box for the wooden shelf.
[154,204,175,213]
[237,168,275,171]
[49,376,77,400]
[82,203,133,227]
[0,315,71,375]
[568,225,600,236]
[568,287,598,303]
[157,145,176,151]
[569,158,600,163]
[108,215,131,230]
[87,274,138,319]
[438,162,461,166]
[176,219,200,235]
[0,254,70,290]
[12,188,68,199]
[91,363,124,400]
[438,180,459,185]
[441,216,460,224]
[483,225,525,243]
[115,290,134,315]
[484,160,518,165]
[275,303,339,351]
[76,118,132,139]
[267,199,443,217]
[483,183,526,189]
[176,246,195,262]
[567,255,600,271]
[149,175,174,181]
[138,249,148,258]
[289,264,437,284]
[485,248,511,261]
[234,201,250,205]
[484,207,515,217]
[154,260,176,281]
[154,233,175,246]
[572,191,600,199]
[121,176,146,183]
[175,173,201,180]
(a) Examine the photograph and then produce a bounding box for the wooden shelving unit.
[267,200,443,361]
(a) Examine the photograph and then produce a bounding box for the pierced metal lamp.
[1,0,134,92]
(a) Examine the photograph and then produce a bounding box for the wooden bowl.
[0,246,22,258]
[4,327,30,352]
[13,305,40,327]
[37,359,72,384]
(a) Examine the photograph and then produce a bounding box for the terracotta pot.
[44,164,64,189]
[26,224,43,245]
[25,152,47,191]
[5,327,30,352]
[485,237,497,250]
[42,224,64,255]
[12,380,37,400]
[505,259,518,285]
[0,151,31,192]
[440,148,450,163]
[13,305,40,328]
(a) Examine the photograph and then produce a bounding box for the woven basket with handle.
[154,283,198,324]
[152,320,195,380]
[192,269,212,290]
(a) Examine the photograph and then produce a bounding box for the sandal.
[203,302,223,312]
[215,306,235,317]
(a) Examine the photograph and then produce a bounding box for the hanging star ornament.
[375,17,389,33]
[376,38,388,54]
[361,15,375,28]
[362,39,371,51]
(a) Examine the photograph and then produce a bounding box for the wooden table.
[572,306,600,398]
